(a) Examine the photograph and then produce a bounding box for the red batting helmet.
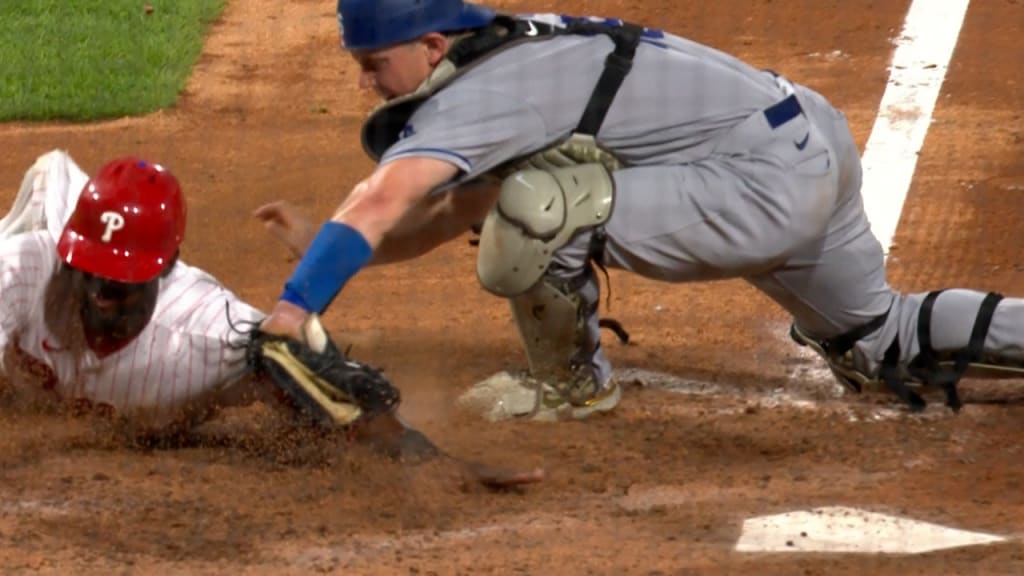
[57,157,187,283]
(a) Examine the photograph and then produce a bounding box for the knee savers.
[476,164,614,297]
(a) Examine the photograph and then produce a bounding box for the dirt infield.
[1,0,1023,574]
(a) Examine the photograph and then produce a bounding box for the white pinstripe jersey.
[0,150,265,422]
[0,231,264,419]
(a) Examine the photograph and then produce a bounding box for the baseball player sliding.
[256,0,1024,418]
[0,149,543,489]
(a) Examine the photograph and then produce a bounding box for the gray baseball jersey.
[381,13,1024,397]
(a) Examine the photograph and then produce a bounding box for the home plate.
[456,371,548,422]
[734,506,1007,554]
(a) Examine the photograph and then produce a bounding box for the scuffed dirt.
[0,0,1022,573]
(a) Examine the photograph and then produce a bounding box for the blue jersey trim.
[385,147,472,172]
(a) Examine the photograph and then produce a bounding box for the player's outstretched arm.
[254,180,498,265]
[331,157,461,247]
[259,157,460,341]
[252,200,317,258]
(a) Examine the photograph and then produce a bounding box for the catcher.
[256,1,1024,418]
[0,149,543,489]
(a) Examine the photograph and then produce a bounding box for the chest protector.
[360,15,642,176]
[361,17,644,407]
[362,16,642,297]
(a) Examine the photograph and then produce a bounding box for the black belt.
[763,94,803,129]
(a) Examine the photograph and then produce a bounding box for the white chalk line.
[860,0,970,257]
[268,482,815,568]
[757,0,1007,555]
[778,0,970,361]
[615,364,955,424]
[0,485,746,568]
[777,0,972,405]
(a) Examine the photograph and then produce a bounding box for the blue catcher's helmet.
[337,0,496,51]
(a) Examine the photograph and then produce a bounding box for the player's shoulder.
[156,259,227,304]
[151,258,262,328]
[0,229,57,265]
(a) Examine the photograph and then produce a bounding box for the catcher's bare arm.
[332,157,459,249]
[254,180,498,264]
[257,157,460,344]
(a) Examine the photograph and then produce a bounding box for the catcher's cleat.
[791,311,1024,411]
[536,368,621,420]
[789,322,880,394]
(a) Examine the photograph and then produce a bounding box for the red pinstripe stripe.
[154,332,169,413]
[124,335,142,408]
[137,332,156,408]
[183,333,193,406]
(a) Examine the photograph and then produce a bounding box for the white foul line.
[859,0,971,257]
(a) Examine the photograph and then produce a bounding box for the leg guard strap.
[902,290,1005,412]
[790,310,890,394]
[878,337,926,411]
[816,310,890,357]
[794,291,1007,413]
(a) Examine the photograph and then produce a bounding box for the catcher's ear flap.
[302,313,330,354]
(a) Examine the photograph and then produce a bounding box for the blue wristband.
[279,221,373,314]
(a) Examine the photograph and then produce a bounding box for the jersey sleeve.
[0,233,52,365]
[379,86,550,185]
[146,264,266,410]
[43,149,90,242]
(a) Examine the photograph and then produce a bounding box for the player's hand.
[258,300,309,341]
[456,459,545,490]
[253,200,316,258]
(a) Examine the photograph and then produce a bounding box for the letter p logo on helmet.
[99,211,125,242]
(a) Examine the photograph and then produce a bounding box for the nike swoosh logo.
[524,20,538,36]
[794,132,810,150]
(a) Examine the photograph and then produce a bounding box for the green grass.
[0,0,225,121]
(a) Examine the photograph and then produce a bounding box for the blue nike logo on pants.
[795,132,810,150]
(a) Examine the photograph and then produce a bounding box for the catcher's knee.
[475,164,614,297]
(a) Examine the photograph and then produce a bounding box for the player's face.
[351,34,448,100]
[78,271,160,341]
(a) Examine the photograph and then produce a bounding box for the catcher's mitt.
[244,313,400,427]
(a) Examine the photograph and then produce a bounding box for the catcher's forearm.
[370,214,470,265]
[332,157,457,248]
[370,185,499,266]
